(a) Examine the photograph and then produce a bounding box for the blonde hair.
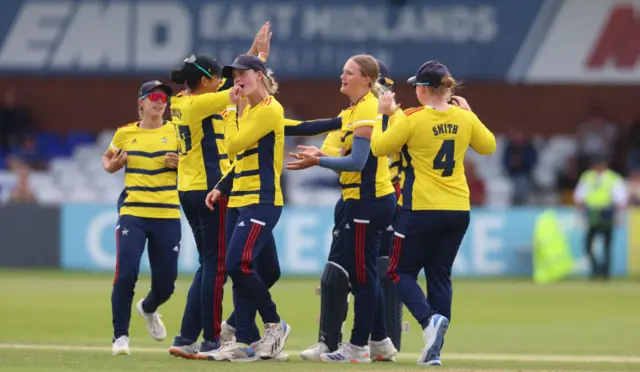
[432,75,462,97]
[262,68,279,95]
[349,54,384,98]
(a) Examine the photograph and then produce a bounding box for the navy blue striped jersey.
[216,96,285,208]
[109,121,180,218]
[170,90,230,191]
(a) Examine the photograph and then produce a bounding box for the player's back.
[401,105,495,211]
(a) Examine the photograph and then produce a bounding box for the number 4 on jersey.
[434,139,455,177]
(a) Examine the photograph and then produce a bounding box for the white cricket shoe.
[136,298,166,341]
[221,320,236,342]
[168,341,199,359]
[300,341,329,361]
[418,314,449,366]
[210,341,258,362]
[369,337,397,361]
[319,343,371,363]
[257,319,291,359]
[112,336,130,356]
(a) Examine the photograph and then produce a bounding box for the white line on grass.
[1,343,639,363]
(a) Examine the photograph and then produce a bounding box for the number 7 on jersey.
[433,139,455,177]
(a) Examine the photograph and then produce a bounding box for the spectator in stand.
[6,134,48,171]
[6,165,36,204]
[465,160,485,206]
[502,130,537,205]
[576,106,618,174]
[0,90,31,156]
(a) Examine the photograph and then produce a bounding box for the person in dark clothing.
[503,131,537,205]
[0,90,31,155]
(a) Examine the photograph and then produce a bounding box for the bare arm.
[102,149,127,174]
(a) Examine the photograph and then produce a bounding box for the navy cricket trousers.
[343,194,396,346]
[326,196,389,343]
[380,182,402,257]
[225,204,283,345]
[224,233,281,344]
[177,190,227,343]
[112,215,181,339]
[327,198,347,264]
[387,210,470,329]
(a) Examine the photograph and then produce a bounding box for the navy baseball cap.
[377,59,394,87]
[222,54,268,79]
[183,54,223,78]
[138,80,172,99]
[406,60,450,88]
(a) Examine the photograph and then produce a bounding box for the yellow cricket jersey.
[321,130,343,157]
[371,106,496,211]
[170,90,230,191]
[387,110,404,184]
[320,108,352,157]
[109,122,180,219]
[218,96,285,208]
[339,92,394,201]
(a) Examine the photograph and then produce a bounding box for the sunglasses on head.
[184,54,213,79]
[140,92,168,103]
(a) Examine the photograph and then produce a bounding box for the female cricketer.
[104,80,180,356]
[371,60,496,366]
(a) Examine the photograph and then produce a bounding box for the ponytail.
[170,65,205,91]
[170,68,186,85]
[432,75,462,97]
[262,69,279,95]
[371,82,387,98]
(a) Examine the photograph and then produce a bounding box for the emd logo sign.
[586,5,640,70]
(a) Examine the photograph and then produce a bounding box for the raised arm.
[371,111,412,157]
[193,90,230,115]
[371,92,412,157]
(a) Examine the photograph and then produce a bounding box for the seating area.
[0,130,122,204]
[0,130,579,207]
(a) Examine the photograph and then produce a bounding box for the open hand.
[286,152,320,170]
[249,22,272,61]
[255,22,272,60]
[289,145,322,160]
[378,91,399,115]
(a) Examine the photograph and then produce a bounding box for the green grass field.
[1,270,639,371]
